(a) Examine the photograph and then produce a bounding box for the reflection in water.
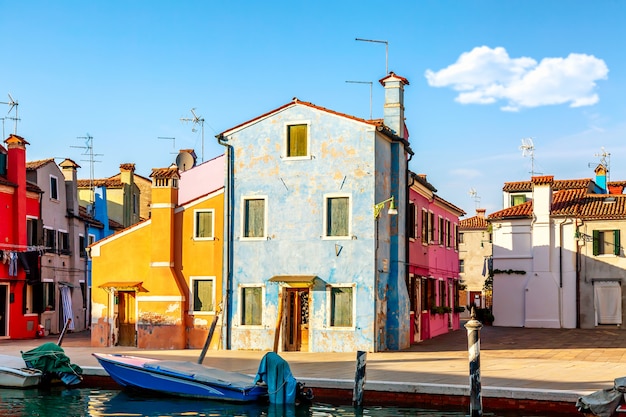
[0,387,553,417]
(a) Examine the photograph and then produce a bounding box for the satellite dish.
[175,151,195,171]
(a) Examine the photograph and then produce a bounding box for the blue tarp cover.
[254,352,297,404]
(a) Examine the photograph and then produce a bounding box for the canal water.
[0,387,566,417]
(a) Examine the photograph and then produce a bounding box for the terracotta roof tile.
[77,178,123,188]
[26,158,56,170]
[150,166,179,179]
[460,215,489,230]
[488,201,533,220]
[503,178,592,192]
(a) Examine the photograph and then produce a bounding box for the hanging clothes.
[18,251,41,284]
[60,286,75,331]
[8,252,18,276]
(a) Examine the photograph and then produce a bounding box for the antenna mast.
[355,38,389,74]
[595,147,611,183]
[468,188,481,210]
[71,133,102,206]
[0,93,19,135]
[520,137,536,176]
[345,80,373,119]
[180,108,205,163]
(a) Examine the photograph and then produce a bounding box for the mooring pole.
[465,307,483,417]
[352,350,367,406]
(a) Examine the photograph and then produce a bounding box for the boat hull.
[0,366,42,388]
[93,353,267,403]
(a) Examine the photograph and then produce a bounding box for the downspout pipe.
[557,217,572,328]
[217,134,233,350]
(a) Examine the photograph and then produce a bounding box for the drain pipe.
[557,217,571,328]
[217,133,233,350]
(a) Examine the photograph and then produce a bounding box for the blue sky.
[1,1,624,216]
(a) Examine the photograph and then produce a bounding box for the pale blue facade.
[219,73,412,352]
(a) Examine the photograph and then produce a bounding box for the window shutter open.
[614,230,621,256]
[593,230,600,256]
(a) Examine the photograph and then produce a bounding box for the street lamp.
[374,196,398,219]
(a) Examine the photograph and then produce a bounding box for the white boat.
[0,354,43,388]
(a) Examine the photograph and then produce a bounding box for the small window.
[429,212,436,243]
[408,202,416,239]
[446,220,452,247]
[439,280,446,307]
[459,232,465,244]
[43,281,55,311]
[438,216,445,245]
[194,210,214,239]
[133,193,138,215]
[286,124,308,158]
[44,228,56,253]
[241,286,263,326]
[57,230,70,255]
[421,209,428,244]
[459,259,465,273]
[242,197,266,239]
[325,195,350,237]
[80,281,87,309]
[329,285,353,327]
[510,194,527,207]
[593,230,621,256]
[191,277,215,313]
[50,175,59,200]
[79,235,86,258]
[27,217,39,246]
[454,224,459,250]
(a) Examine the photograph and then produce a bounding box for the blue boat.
[93,353,270,403]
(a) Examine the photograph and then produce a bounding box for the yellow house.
[90,156,225,349]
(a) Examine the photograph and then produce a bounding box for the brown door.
[284,288,309,352]
[118,291,136,346]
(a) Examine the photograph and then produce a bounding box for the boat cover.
[576,376,626,417]
[21,342,83,385]
[254,352,297,404]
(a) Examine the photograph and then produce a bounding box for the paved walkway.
[3,324,626,408]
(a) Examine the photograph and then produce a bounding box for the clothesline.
[0,243,49,252]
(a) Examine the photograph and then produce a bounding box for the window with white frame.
[421,209,428,244]
[429,212,435,243]
[446,219,452,247]
[194,210,214,240]
[285,123,309,158]
[44,227,56,253]
[240,285,263,325]
[57,230,70,255]
[242,197,266,239]
[43,280,55,311]
[510,194,527,207]
[26,217,39,246]
[191,276,215,313]
[593,230,621,256]
[50,175,59,200]
[438,216,445,245]
[324,195,350,238]
[328,284,354,328]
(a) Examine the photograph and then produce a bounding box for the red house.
[0,134,43,339]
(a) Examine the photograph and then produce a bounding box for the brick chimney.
[379,72,409,139]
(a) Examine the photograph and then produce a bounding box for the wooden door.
[117,291,136,346]
[284,288,309,352]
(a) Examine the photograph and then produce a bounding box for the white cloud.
[425,46,608,111]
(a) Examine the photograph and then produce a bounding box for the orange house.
[90,156,224,349]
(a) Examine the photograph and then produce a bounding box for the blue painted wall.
[222,102,408,352]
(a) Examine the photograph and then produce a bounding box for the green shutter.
[593,230,600,256]
[614,230,621,256]
[327,197,348,236]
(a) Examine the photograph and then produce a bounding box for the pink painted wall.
[178,154,225,205]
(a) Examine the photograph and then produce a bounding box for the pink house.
[407,172,465,342]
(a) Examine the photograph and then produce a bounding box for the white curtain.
[594,281,622,325]
[60,286,75,330]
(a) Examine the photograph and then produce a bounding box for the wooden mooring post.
[465,307,483,417]
[352,350,367,406]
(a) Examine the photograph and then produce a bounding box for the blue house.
[217,73,413,352]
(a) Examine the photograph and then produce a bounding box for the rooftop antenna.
[355,38,389,74]
[180,108,205,163]
[158,136,178,155]
[345,80,373,119]
[594,147,611,183]
[71,133,102,206]
[0,93,19,135]
[468,187,481,210]
[520,137,536,176]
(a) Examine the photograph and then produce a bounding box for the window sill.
[193,237,216,241]
[283,156,312,161]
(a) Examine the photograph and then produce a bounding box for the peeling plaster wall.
[226,105,407,352]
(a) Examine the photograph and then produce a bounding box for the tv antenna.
[180,108,205,163]
[158,136,178,155]
[520,137,537,176]
[588,147,611,183]
[345,80,373,119]
[71,133,102,205]
[355,38,389,74]
[468,187,481,209]
[0,93,20,135]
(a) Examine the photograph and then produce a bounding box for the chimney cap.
[379,72,410,86]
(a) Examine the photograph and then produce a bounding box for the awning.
[99,281,148,292]
[268,275,317,286]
